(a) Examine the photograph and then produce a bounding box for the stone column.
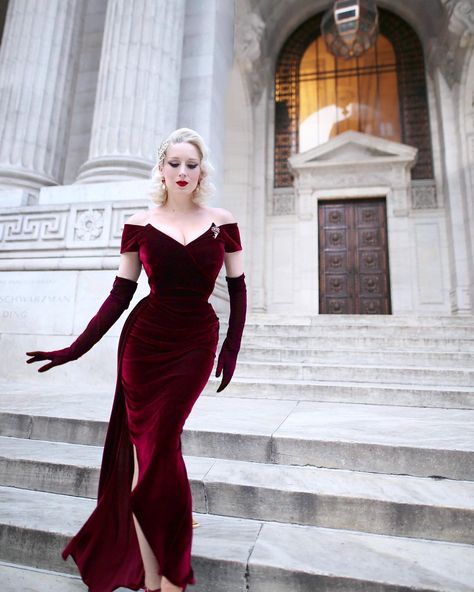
[434,70,472,314]
[77,0,185,183]
[0,0,85,197]
[178,0,235,201]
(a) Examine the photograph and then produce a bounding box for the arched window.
[275,9,433,187]
[299,34,400,151]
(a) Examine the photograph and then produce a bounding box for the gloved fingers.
[38,360,59,373]
[215,353,224,377]
[216,366,234,393]
[26,351,50,364]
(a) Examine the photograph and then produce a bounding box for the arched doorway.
[273,8,433,314]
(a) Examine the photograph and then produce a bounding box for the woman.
[26,128,247,592]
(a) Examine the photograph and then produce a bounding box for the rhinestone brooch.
[211,223,220,239]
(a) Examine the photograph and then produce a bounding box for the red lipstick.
[177,181,188,187]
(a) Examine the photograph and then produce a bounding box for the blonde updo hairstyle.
[149,127,215,205]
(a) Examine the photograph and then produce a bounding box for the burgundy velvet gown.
[62,221,242,592]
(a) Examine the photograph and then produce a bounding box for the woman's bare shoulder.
[125,209,153,226]
[204,206,237,225]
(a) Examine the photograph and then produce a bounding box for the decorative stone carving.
[74,209,105,242]
[0,212,67,246]
[300,169,395,189]
[272,191,295,215]
[235,11,267,103]
[446,0,474,45]
[0,202,149,258]
[235,13,265,69]
[111,206,148,241]
[430,0,474,86]
[289,132,416,193]
[411,181,438,209]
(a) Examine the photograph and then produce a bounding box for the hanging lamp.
[321,0,379,59]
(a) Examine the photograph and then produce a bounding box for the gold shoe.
[192,517,200,528]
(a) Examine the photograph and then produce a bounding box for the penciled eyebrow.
[167,157,200,162]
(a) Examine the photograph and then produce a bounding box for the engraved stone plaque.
[0,271,77,334]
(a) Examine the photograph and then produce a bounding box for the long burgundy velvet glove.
[215,273,247,392]
[26,275,137,372]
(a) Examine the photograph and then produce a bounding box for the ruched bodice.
[121,221,242,301]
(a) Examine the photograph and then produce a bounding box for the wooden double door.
[319,198,391,314]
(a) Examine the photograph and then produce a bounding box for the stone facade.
[0,0,473,353]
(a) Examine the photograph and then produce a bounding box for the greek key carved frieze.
[0,212,67,245]
[0,202,150,253]
[111,206,148,242]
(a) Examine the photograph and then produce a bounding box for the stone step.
[234,360,474,387]
[239,322,474,339]
[0,563,88,592]
[245,313,474,328]
[239,345,474,367]
[1,436,473,544]
[9,327,474,389]
[246,520,474,592]
[242,333,474,352]
[1,394,473,480]
[0,486,473,592]
[203,377,474,409]
[0,486,260,592]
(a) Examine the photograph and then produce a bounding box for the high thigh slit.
[131,444,161,588]
[61,222,243,592]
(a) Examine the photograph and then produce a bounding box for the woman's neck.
[162,193,198,214]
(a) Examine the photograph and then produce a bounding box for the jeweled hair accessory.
[157,140,170,163]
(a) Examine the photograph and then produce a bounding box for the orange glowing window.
[274,9,433,187]
[298,34,401,152]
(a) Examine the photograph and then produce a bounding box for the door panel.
[319,199,391,314]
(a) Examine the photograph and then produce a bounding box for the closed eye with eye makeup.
[159,142,203,196]
[167,161,199,169]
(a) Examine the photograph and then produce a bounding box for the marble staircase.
[1,315,474,591]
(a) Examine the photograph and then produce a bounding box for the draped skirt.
[62,294,220,592]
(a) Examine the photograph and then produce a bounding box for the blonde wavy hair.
[149,128,215,205]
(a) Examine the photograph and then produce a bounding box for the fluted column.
[77,0,185,183]
[0,0,85,194]
[178,0,235,201]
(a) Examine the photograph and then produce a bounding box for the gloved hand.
[216,273,246,392]
[26,275,137,372]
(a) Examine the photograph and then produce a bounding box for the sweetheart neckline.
[124,221,237,247]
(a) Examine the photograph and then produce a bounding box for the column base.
[76,156,154,184]
[0,167,57,194]
[449,286,472,315]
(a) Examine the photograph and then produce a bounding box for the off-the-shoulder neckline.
[123,221,237,248]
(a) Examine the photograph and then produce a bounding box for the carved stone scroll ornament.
[235,12,267,103]
[430,0,474,86]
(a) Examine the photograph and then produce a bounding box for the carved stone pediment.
[288,131,417,171]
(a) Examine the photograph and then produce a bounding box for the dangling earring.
[161,178,166,191]
[195,181,201,193]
